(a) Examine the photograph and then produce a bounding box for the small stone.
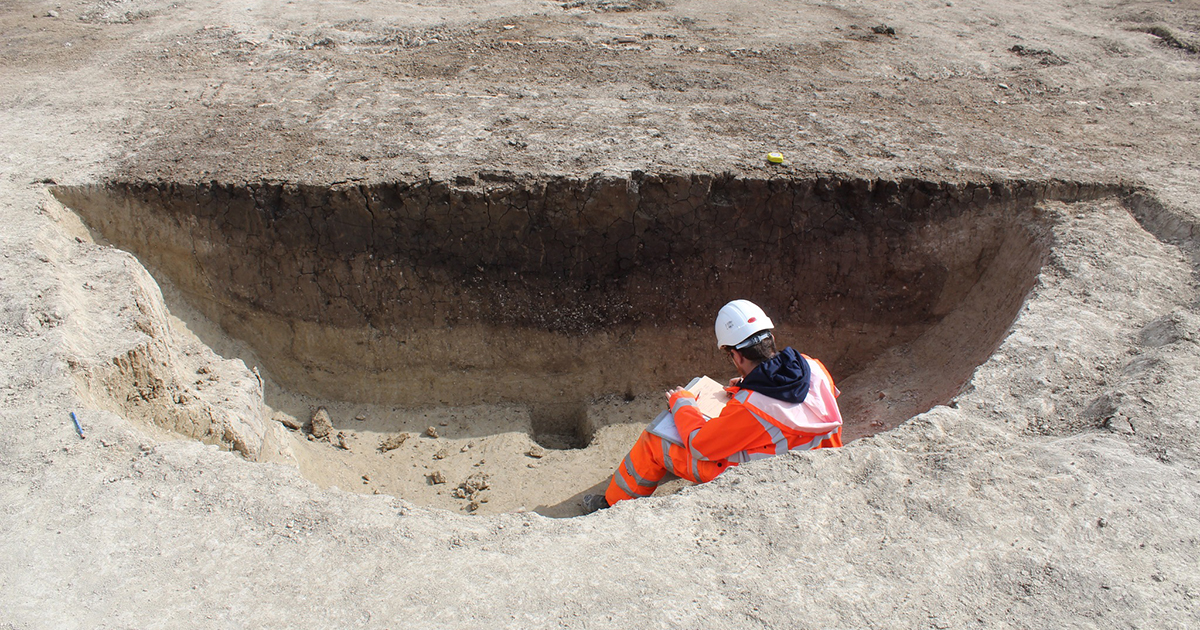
[310,407,333,439]
[460,444,470,452]
[355,414,366,422]
[1105,415,1134,435]
[429,471,446,484]
[433,448,448,460]
[467,501,480,512]
[306,434,315,442]
[362,475,370,482]
[425,426,439,438]
[452,472,492,504]
[47,10,59,18]
[273,411,302,431]
[379,433,409,452]
[526,445,546,459]
[335,432,350,450]
[998,83,1010,90]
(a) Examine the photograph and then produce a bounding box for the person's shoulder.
[801,354,839,393]
[782,347,822,367]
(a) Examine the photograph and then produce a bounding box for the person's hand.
[728,377,743,387]
[662,384,691,403]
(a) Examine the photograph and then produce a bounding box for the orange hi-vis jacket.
[604,351,843,505]
[669,354,843,476]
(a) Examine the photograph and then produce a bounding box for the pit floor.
[159,279,701,516]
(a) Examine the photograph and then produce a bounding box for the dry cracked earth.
[2,0,1200,627]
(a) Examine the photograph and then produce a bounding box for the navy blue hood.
[738,347,811,403]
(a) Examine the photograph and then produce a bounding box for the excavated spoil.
[52,175,1118,450]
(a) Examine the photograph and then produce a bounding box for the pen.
[70,411,85,439]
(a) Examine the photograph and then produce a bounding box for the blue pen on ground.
[70,411,85,439]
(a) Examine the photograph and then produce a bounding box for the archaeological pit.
[51,174,1118,516]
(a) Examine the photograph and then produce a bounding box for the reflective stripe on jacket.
[668,354,843,465]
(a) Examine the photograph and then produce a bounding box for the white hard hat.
[714,300,775,349]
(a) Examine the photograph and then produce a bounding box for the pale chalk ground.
[2,0,1200,627]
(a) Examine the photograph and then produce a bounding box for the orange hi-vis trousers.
[604,430,732,505]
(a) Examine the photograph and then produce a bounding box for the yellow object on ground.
[767,152,785,164]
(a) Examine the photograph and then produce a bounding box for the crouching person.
[582,299,843,514]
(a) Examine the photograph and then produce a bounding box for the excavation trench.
[53,174,1116,515]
